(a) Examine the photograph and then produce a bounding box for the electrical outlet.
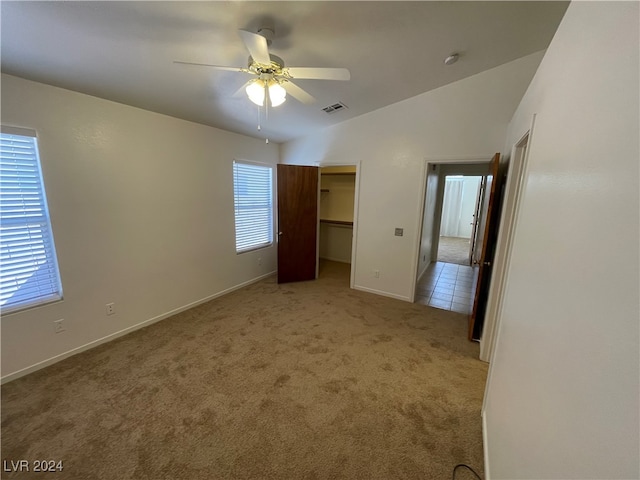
[106,303,115,316]
[374,270,380,278]
[54,319,65,333]
[258,257,262,266]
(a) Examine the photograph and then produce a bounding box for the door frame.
[317,161,361,289]
[480,115,537,364]
[412,155,494,302]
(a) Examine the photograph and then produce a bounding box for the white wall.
[282,52,544,301]
[0,74,279,380]
[319,223,353,264]
[320,173,356,222]
[483,2,639,479]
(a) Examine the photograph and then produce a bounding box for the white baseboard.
[1,271,276,384]
[482,411,491,480]
[353,284,411,302]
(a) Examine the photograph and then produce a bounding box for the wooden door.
[277,164,319,283]
[469,153,504,341]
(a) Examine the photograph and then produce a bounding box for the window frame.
[232,159,275,254]
[0,126,63,314]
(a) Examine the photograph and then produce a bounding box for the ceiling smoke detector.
[444,53,459,66]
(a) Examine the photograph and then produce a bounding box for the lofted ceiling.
[1,1,569,143]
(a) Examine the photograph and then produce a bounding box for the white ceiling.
[1,1,568,143]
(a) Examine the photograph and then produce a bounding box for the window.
[232,160,273,253]
[1,127,62,313]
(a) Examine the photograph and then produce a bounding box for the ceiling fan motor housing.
[248,54,285,75]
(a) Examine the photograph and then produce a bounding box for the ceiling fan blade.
[281,80,316,105]
[173,60,248,73]
[285,67,351,81]
[238,30,271,66]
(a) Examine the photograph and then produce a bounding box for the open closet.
[319,166,356,267]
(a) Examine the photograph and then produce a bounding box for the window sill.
[1,295,63,316]
[236,243,274,254]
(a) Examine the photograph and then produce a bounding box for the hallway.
[415,262,478,315]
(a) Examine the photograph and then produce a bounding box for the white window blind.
[0,127,62,313]
[233,161,273,253]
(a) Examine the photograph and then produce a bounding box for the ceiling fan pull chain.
[263,100,270,144]
[257,105,261,131]
[256,104,268,143]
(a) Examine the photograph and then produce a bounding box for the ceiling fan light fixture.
[268,82,286,107]
[246,80,265,106]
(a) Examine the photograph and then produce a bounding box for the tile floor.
[415,262,479,315]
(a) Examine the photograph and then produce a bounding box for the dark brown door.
[277,164,319,283]
[469,153,505,341]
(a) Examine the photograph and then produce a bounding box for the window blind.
[233,161,273,253]
[0,128,62,313]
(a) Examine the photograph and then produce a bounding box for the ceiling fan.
[174,27,351,108]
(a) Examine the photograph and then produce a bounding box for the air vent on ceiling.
[322,102,348,114]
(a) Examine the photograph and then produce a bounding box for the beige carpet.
[437,237,471,266]
[1,261,487,480]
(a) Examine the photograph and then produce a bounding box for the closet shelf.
[320,219,354,226]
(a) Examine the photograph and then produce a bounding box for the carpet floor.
[1,261,487,480]
[437,237,471,266]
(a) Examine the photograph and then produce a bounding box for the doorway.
[437,175,483,266]
[277,164,359,287]
[318,166,357,282]
[414,158,504,340]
